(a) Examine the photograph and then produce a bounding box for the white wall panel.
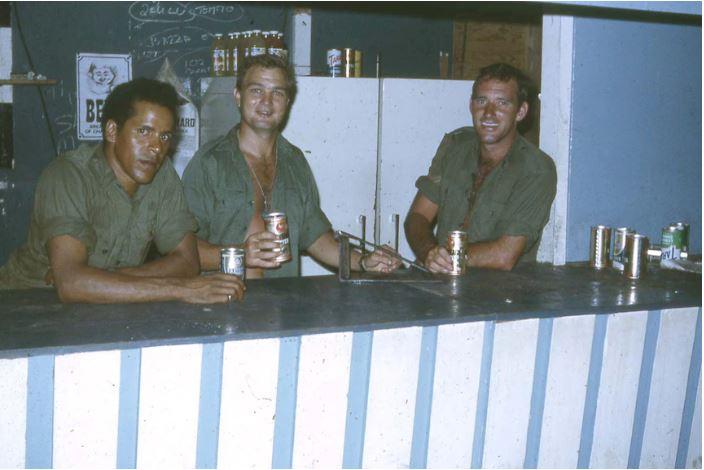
[378,78,473,259]
[427,322,484,468]
[0,28,11,103]
[283,77,379,276]
[53,350,121,468]
[640,307,698,467]
[686,376,702,469]
[483,318,539,468]
[590,311,648,468]
[363,327,422,468]
[218,338,279,469]
[539,314,595,468]
[0,357,27,468]
[293,332,353,468]
[137,344,202,468]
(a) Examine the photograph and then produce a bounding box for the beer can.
[354,50,363,77]
[589,225,611,269]
[220,247,246,280]
[661,225,685,261]
[670,222,690,253]
[624,233,649,279]
[326,49,342,77]
[446,230,467,276]
[342,48,355,78]
[263,212,292,263]
[612,227,635,271]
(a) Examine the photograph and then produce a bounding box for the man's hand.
[178,273,246,304]
[244,231,283,269]
[424,244,454,274]
[361,246,403,273]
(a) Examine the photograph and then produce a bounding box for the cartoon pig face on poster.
[76,53,132,140]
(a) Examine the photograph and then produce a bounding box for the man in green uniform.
[0,78,244,303]
[183,55,400,278]
[405,63,557,272]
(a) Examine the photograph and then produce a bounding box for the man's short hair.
[101,77,180,137]
[236,55,297,103]
[472,63,536,107]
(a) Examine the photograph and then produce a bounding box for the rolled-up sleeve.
[414,133,454,204]
[298,160,332,250]
[154,166,198,254]
[34,161,97,253]
[494,165,557,248]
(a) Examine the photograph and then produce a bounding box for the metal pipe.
[336,230,430,273]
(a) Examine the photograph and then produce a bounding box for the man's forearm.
[404,212,439,263]
[466,235,527,271]
[197,238,226,271]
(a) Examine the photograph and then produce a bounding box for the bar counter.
[0,263,701,468]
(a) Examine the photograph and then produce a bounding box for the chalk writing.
[129,1,244,24]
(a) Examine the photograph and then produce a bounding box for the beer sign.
[76,53,132,140]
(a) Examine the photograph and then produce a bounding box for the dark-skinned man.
[183,55,401,278]
[405,63,557,273]
[0,78,244,303]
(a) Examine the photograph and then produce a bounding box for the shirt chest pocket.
[216,189,247,217]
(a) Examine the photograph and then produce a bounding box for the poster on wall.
[76,53,132,140]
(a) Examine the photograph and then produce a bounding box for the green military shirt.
[0,144,197,289]
[415,127,557,263]
[182,126,332,278]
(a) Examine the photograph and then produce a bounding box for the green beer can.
[661,225,685,261]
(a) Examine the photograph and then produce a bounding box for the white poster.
[76,53,132,140]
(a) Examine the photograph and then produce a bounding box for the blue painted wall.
[567,16,701,261]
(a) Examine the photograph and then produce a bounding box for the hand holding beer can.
[446,230,467,276]
[263,212,292,263]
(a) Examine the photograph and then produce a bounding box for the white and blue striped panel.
[363,326,422,468]
[639,307,698,467]
[686,376,701,469]
[137,344,202,468]
[0,357,28,468]
[293,332,353,468]
[53,350,121,468]
[590,311,649,468]
[218,338,279,468]
[426,321,484,468]
[483,318,540,468]
[539,314,595,468]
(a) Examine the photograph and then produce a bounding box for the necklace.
[244,146,278,214]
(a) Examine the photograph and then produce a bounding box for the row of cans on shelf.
[326,48,363,78]
[589,222,690,279]
[219,212,292,281]
[211,30,288,77]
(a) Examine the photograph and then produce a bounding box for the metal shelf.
[0,79,57,86]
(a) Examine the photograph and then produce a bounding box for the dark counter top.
[0,263,700,359]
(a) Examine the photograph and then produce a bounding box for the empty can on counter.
[612,227,635,271]
[661,224,685,261]
[624,233,649,279]
[446,230,467,276]
[220,247,246,279]
[343,48,355,77]
[263,212,292,263]
[671,222,690,253]
[589,225,611,269]
[354,50,363,77]
[327,49,342,77]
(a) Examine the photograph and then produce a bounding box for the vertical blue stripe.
[578,314,608,468]
[676,308,702,468]
[272,336,301,468]
[343,331,373,468]
[628,310,661,468]
[524,317,554,468]
[116,349,141,469]
[25,355,55,469]
[196,342,225,469]
[471,320,495,469]
[410,326,439,469]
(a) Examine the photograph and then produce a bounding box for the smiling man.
[0,78,245,303]
[183,55,400,278]
[405,63,557,272]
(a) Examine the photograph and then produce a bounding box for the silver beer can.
[327,48,342,77]
[220,247,246,280]
[446,230,467,276]
[624,233,649,279]
[263,212,292,263]
[612,227,635,271]
[589,225,612,269]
